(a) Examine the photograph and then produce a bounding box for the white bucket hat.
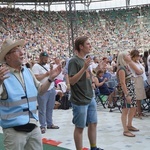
[0,38,25,62]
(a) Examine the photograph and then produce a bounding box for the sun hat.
[0,38,25,62]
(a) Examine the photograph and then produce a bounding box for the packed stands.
[0,4,150,61]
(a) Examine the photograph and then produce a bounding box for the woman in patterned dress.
[117,51,143,137]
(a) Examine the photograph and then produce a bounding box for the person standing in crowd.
[0,38,61,150]
[129,50,147,119]
[107,53,113,64]
[147,49,150,83]
[53,57,64,81]
[102,57,112,73]
[117,51,142,137]
[63,57,71,91]
[142,51,149,75]
[68,36,103,150]
[111,57,117,73]
[90,56,99,74]
[32,51,59,134]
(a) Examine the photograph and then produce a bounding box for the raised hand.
[49,65,62,80]
[0,65,10,84]
[104,78,108,82]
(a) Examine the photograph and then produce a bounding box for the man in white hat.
[0,38,61,150]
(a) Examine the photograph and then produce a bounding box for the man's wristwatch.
[48,78,53,83]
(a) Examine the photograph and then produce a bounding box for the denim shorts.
[71,97,97,128]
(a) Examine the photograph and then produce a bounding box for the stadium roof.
[1,0,67,2]
[0,0,110,2]
[0,0,113,8]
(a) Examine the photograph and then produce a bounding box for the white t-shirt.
[129,61,147,81]
[91,62,98,70]
[111,61,116,67]
[32,63,54,91]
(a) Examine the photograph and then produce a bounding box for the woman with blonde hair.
[129,50,147,119]
[117,51,143,137]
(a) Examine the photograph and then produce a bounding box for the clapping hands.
[49,65,62,80]
[0,65,10,84]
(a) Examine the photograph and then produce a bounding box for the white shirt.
[129,61,147,81]
[91,62,98,70]
[32,63,54,91]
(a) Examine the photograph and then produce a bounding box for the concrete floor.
[0,105,149,150]
[42,105,150,150]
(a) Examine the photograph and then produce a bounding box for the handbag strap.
[38,63,49,71]
[145,80,150,88]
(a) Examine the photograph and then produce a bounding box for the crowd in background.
[0,4,150,65]
[0,4,150,148]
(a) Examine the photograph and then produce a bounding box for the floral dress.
[117,66,136,108]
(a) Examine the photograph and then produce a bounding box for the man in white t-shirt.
[32,52,59,134]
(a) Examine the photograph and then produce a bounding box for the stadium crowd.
[0,3,150,150]
[0,4,150,64]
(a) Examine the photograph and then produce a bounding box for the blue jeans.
[37,88,56,127]
[71,97,97,128]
